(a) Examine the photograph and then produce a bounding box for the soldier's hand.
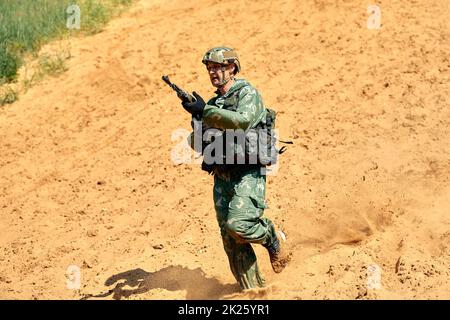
[182,91,205,118]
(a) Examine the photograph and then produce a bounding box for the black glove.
[182,91,205,118]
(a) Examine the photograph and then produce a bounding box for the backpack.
[249,107,292,166]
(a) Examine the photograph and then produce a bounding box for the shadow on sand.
[81,265,239,300]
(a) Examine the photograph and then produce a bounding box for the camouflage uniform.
[192,79,279,289]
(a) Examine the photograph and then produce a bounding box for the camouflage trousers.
[213,167,277,290]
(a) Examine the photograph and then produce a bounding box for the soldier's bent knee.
[226,218,250,241]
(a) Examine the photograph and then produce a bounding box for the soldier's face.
[206,62,234,87]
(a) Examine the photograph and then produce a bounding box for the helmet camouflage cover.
[202,47,241,74]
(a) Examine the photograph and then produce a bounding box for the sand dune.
[0,0,449,299]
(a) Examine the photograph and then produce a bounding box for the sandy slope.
[0,0,449,299]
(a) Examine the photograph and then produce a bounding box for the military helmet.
[202,47,241,74]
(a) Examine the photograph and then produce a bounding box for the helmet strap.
[218,65,233,87]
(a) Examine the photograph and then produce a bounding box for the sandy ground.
[0,0,449,300]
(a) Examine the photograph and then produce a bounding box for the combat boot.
[265,230,291,273]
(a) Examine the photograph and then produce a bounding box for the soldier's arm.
[202,87,263,131]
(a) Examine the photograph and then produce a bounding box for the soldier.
[181,47,291,290]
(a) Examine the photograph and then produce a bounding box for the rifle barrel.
[162,75,172,86]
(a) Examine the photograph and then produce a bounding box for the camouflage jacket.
[202,79,267,131]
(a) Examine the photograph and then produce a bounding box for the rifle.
[161,75,195,103]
